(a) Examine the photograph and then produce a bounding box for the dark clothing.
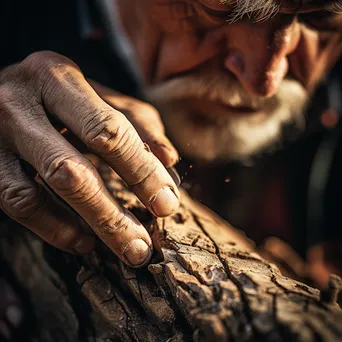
[0,0,143,221]
[0,0,141,96]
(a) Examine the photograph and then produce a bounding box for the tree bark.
[1,165,342,342]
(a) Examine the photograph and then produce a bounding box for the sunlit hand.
[0,51,180,267]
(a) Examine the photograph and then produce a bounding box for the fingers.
[0,147,95,254]
[0,51,179,267]
[89,80,179,167]
[5,107,153,266]
[33,53,180,218]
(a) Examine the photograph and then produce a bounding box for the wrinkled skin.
[0,53,181,269]
[0,51,182,340]
[0,3,342,335]
[114,0,342,284]
[117,0,342,161]
[119,1,342,91]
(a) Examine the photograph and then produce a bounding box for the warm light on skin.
[116,0,342,161]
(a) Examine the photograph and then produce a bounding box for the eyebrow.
[324,0,342,12]
[214,0,342,22]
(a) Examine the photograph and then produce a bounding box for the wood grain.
[1,164,341,342]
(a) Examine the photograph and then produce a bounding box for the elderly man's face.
[117,0,342,162]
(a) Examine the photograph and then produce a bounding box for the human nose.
[223,16,300,97]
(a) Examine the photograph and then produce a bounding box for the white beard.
[146,70,309,162]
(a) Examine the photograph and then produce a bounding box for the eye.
[200,5,232,21]
[173,1,232,23]
[156,1,232,32]
[165,2,197,20]
[194,2,236,28]
[299,11,342,31]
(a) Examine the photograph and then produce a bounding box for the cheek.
[154,34,220,82]
[288,25,341,91]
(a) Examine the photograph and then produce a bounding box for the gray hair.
[217,0,342,23]
[325,1,342,12]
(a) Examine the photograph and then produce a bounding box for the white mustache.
[147,69,309,161]
[147,71,273,110]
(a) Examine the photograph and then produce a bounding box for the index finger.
[12,116,153,267]
[37,52,180,218]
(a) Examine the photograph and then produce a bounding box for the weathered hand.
[0,51,180,267]
[89,80,179,168]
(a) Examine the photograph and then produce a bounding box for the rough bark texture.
[1,166,342,342]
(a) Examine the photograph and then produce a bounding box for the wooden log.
[1,164,342,342]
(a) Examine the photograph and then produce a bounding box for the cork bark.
[1,165,342,342]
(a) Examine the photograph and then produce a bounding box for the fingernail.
[124,239,152,267]
[167,167,181,187]
[6,305,22,328]
[74,235,96,254]
[143,142,152,152]
[150,187,179,217]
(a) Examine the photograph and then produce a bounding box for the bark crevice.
[1,167,342,342]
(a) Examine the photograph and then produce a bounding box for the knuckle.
[129,160,158,187]
[0,85,16,118]
[20,51,80,89]
[127,101,157,115]
[44,156,95,194]
[127,101,163,124]
[0,64,45,126]
[124,102,166,136]
[122,96,158,114]
[0,71,33,124]
[20,51,49,73]
[97,211,131,238]
[44,58,78,81]
[0,83,43,131]
[1,182,43,221]
[0,82,43,126]
[83,111,136,157]
[21,51,72,74]
[138,102,159,117]
[19,51,54,80]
